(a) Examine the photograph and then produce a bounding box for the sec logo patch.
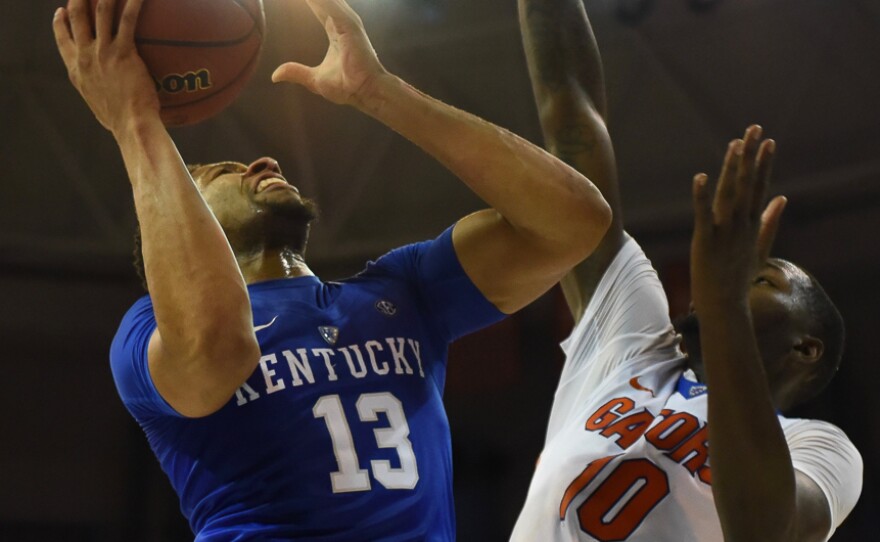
[375,300,398,317]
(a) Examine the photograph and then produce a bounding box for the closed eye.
[754,276,773,286]
[210,163,246,180]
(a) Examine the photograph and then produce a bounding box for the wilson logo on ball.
[154,70,213,94]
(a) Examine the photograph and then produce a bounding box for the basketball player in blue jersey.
[52,0,611,539]
[511,1,861,541]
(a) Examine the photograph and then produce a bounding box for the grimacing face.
[676,258,815,383]
[189,157,319,254]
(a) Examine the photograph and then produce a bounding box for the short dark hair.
[131,164,204,292]
[795,271,846,403]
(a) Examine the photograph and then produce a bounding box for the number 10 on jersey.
[313,392,420,493]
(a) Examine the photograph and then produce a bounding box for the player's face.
[190,157,319,253]
[748,259,812,364]
[676,258,811,380]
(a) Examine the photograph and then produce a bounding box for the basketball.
[89,0,266,127]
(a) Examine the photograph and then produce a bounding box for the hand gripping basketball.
[55,0,265,128]
[54,0,160,134]
[271,0,388,108]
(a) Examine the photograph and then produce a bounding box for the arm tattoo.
[554,123,598,166]
[523,1,568,90]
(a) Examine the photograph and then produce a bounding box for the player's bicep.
[146,324,261,418]
[452,209,573,314]
[793,469,833,542]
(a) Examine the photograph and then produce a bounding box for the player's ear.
[792,335,823,365]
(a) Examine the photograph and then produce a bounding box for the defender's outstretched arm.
[519,0,624,322]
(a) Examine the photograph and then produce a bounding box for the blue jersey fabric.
[110,227,504,541]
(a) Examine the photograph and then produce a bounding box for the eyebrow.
[208,161,246,173]
[765,260,784,272]
[193,162,246,181]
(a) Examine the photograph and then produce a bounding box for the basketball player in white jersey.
[511,1,862,540]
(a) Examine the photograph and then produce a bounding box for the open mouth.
[256,177,293,193]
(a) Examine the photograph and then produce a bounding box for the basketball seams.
[111,0,267,126]
[133,0,264,46]
[136,24,259,49]
[230,0,263,30]
[135,0,263,48]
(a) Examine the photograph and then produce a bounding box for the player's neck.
[236,247,315,284]
[686,356,707,383]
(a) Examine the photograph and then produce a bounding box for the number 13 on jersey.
[313,392,420,493]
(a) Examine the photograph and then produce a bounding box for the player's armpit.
[792,470,834,542]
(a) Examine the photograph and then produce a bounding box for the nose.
[246,157,281,176]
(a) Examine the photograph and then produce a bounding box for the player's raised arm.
[53,0,260,417]
[518,0,625,321]
[691,126,832,541]
[272,0,612,314]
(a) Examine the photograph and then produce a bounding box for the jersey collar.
[677,370,708,399]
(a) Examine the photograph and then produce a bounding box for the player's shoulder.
[605,234,662,282]
[585,233,665,309]
[125,292,154,314]
[781,417,855,440]
[359,228,455,281]
[358,241,425,278]
[563,233,676,352]
[780,417,852,439]
[114,293,155,334]
[780,417,861,459]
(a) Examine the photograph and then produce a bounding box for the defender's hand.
[53,0,160,134]
[690,125,787,312]
[271,0,388,107]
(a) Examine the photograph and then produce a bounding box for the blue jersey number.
[313,392,420,493]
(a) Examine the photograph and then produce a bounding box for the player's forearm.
[115,116,257,360]
[520,0,613,179]
[519,0,606,117]
[699,305,798,542]
[520,0,623,322]
[355,73,611,260]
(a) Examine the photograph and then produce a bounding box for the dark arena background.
[1,0,878,540]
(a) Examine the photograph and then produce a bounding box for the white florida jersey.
[511,236,862,542]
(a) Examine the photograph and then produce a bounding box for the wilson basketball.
[90,0,266,127]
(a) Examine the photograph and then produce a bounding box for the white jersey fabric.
[511,235,862,542]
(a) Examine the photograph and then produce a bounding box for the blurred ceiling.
[1,0,879,279]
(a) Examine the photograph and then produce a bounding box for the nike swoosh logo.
[629,376,656,397]
[254,316,279,333]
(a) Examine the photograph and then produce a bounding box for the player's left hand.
[690,125,787,313]
[271,0,388,107]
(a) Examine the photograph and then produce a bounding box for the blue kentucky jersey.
[110,227,504,541]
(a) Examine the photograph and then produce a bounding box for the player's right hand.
[689,125,787,313]
[53,0,160,134]
[271,0,390,109]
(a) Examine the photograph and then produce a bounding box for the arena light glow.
[350,0,447,24]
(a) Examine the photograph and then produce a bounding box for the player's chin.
[259,194,320,222]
